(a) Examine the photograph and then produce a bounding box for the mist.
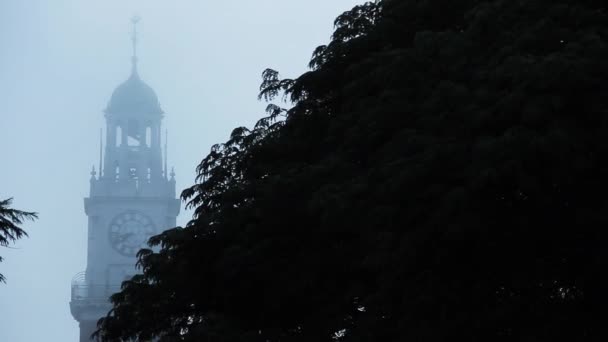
[0,1,361,340]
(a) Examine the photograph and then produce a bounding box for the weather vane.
[131,15,141,71]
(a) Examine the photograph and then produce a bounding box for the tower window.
[114,162,120,181]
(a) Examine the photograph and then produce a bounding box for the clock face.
[108,211,156,257]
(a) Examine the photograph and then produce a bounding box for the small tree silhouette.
[0,197,37,283]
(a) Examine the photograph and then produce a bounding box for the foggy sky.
[0,1,361,340]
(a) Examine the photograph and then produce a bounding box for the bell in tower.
[69,17,181,341]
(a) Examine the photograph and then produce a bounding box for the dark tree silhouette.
[96,0,608,340]
[0,198,37,283]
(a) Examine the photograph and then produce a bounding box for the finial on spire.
[131,15,141,74]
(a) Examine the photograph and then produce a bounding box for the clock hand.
[118,233,133,242]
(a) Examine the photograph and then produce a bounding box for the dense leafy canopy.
[97,0,608,340]
[0,198,37,283]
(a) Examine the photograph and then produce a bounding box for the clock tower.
[69,18,180,341]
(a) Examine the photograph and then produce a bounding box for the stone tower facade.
[70,19,180,341]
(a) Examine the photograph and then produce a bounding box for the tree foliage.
[0,198,37,283]
[97,0,608,340]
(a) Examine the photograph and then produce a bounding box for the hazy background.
[0,1,361,340]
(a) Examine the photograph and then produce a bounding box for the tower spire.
[131,15,141,75]
[164,129,168,179]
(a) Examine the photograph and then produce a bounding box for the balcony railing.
[71,284,122,304]
[70,272,121,305]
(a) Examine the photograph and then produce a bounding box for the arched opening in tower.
[146,126,152,148]
[116,126,123,147]
[127,119,141,147]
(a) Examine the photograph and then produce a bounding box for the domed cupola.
[98,16,172,192]
[105,71,163,116]
[105,16,163,117]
